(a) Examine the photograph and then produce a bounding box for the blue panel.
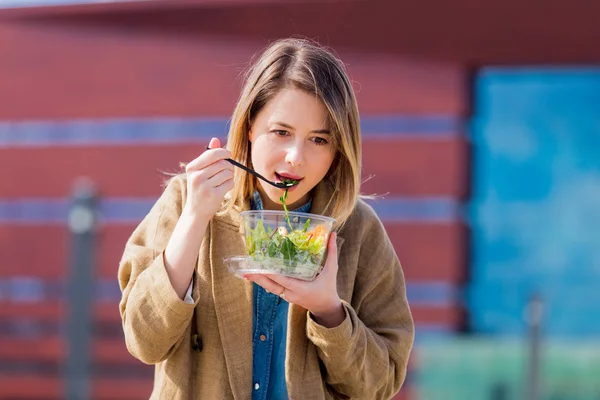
[0,0,123,8]
[0,115,461,148]
[0,196,457,225]
[468,68,600,337]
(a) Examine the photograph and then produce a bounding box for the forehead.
[259,88,330,128]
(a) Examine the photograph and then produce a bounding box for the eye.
[272,130,289,137]
[311,136,329,146]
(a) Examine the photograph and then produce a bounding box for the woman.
[118,37,414,399]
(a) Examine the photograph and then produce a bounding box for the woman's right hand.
[183,137,234,220]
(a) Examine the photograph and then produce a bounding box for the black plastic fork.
[205,146,297,189]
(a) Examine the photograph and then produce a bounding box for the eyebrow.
[274,121,330,134]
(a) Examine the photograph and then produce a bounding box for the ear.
[248,127,254,143]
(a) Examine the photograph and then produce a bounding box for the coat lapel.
[209,211,254,400]
[287,234,345,400]
[285,303,311,399]
[209,179,342,400]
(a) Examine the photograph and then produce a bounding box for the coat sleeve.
[306,205,415,399]
[118,175,200,364]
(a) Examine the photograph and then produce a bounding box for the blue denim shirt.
[250,192,312,400]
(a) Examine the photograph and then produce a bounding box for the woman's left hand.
[242,232,346,328]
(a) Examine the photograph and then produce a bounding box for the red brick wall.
[0,15,469,399]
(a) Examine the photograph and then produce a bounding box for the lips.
[275,172,303,182]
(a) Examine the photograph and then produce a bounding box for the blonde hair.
[225,38,362,228]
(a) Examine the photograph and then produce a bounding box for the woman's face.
[249,88,336,210]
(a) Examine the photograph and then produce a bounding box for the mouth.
[275,172,303,190]
[275,172,303,184]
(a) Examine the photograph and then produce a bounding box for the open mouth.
[275,172,303,183]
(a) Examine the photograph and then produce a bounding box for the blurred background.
[1,0,600,399]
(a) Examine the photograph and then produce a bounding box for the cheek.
[251,137,274,166]
[251,149,274,176]
[250,144,264,165]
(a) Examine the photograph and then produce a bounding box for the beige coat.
[118,175,414,399]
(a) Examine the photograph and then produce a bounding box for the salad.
[245,217,328,268]
[243,179,332,278]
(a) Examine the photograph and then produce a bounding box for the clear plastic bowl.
[224,210,335,281]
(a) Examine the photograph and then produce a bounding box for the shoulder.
[163,173,187,195]
[340,197,385,239]
[336,198,402,299]
[160,173,188,211]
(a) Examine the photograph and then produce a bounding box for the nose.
[284,142,305,167]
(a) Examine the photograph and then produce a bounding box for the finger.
[243,274,285,295]
[186,147,231,172]
[209,137,221,149]
[214,178,234,195]
[187,160,232,184]
[187,168,231,193]
[262,273,297,292]
[206,168,234,188]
